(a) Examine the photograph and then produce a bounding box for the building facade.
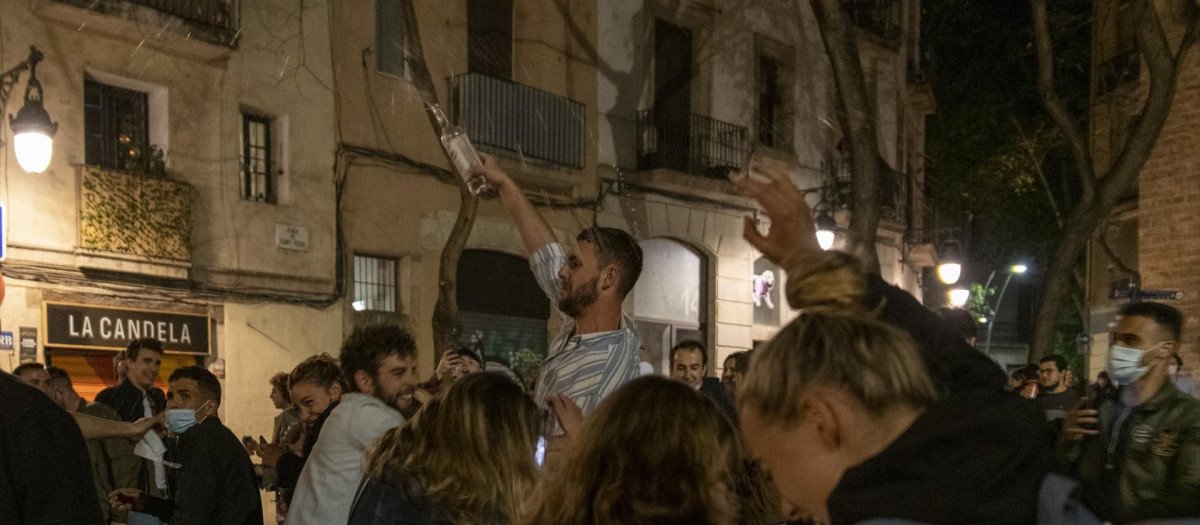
[0,0,344,441]
[1,0,937,441]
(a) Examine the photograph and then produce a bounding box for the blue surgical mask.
[1108,344,1157,385]
[165,402,212,434]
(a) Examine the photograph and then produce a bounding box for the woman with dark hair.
[349,372,540,525]
[520,376,740,524]
[1089,370,1119,405]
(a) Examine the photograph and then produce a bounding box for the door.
[468,0,513,79]
[654,19,692,172]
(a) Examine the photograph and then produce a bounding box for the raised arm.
[72,410,160,440]
[471,153,556,255]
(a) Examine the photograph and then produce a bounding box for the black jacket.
[348,467,502,525]
[821,274,1053,524]
[142,417,263,525]
[0,372,105,525]
[698,376,737,422]
[95,378,167,423]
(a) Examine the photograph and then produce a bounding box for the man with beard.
[473,154,643,438]
[285,325,417,525]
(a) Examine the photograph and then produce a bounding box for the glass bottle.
[428,103,490,195]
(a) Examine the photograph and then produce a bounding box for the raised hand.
[730,162,820,264]
[1062,397,1100,440]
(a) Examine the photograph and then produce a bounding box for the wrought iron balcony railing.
[636,110,750,179]
[452,73,585,169]
[54,0,238,47]
[820,153,909,225]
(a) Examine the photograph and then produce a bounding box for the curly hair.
[364,373,539,523]
[339,324,417,392]
[519,377,740,525]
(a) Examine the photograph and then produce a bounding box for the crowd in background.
[3,157,1200,525]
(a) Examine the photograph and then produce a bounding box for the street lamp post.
[1,46,57,174]
[936,240,963,285]
[983,264,1028,355]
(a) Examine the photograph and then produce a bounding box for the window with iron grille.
[354,255,398,313]
[376,0,406,76]
[241,113,274,203]
[84,80,150,172]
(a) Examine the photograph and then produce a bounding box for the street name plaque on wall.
[43,302,211,355]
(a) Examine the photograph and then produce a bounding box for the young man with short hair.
[96,338,169,502]
[285,325,417,525]
[476,154,643,437]
[110,366,262,525]
[46,367,141,523]
[13,362,51,395]
[669,340,735,420]
[1037,354,1079,434]
[1061,301,1200,521]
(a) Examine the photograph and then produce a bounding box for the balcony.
[820,153,908,224]
[636,110,750,179]
[49,0,238,47]
[79,167,193,263]
[452,73,585,170]
[843,0,901,44]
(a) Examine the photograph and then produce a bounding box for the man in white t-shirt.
[285,325,419,525]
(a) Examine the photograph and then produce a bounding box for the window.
[758,56,782,147]
[354,255,398,312]
[241,113,275,203]
[633,238,707,373]
[468,0,513,79]
[84,80,150,171]
[755,36,793,149]
[376,0,406,76]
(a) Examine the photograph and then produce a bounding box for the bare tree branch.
[1030,0,1096,202]
[1011,116,1064,227]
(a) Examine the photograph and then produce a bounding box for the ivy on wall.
[80,167,192,261]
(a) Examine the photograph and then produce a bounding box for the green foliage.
[965,283,996,323]
[79,168,192,261]
[122,140,168,179]
[509,348,545,392]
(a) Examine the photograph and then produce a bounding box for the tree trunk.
[1026,0,1198,361]
[806,0,882,271]
[432,185,479,354]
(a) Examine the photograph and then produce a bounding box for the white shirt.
[285,393,404,525]
[145,398,167,491]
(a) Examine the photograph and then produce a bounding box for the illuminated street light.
[814,211,836,251]
[984,264,1031,354]
[948,288,970,307]
[936,240,963,285]
[1012,264,1028,274]
[3,46,57,174]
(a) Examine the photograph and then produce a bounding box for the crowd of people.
[4,156,1200,524]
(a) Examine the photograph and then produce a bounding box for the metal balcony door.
[654,19,692,173]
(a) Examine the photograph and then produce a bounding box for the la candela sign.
[43,302,211,355]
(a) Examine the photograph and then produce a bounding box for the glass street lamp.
[936,240,963,285]
[948,288,970,307]
[3,46,57,174]
[814,211,837,251]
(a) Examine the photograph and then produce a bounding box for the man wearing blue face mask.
[1059,301,1200,522]
[109,366,263,525]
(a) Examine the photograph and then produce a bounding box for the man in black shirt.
[1037,354,1079,434]
[96,338,167,422]
[0,371,105,524]
[110,366,262,525]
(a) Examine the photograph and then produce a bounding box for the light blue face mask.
[1107,343,1161,385]
[165,401,212,434]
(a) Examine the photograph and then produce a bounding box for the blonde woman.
[520,376,740,525]
[349,372,540,525]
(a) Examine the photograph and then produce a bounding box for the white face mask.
[1107,342,1163,385]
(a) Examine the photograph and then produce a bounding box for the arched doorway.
[631,238,707,374]
[456,250,550,388]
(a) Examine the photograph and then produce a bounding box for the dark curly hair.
[339,324,417,392]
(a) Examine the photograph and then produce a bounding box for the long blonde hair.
[520,377,740,525]
[364,372,540,523]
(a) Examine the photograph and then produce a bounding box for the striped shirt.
[530,242,641,436]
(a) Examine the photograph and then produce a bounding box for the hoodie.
[822,275,1054,524]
